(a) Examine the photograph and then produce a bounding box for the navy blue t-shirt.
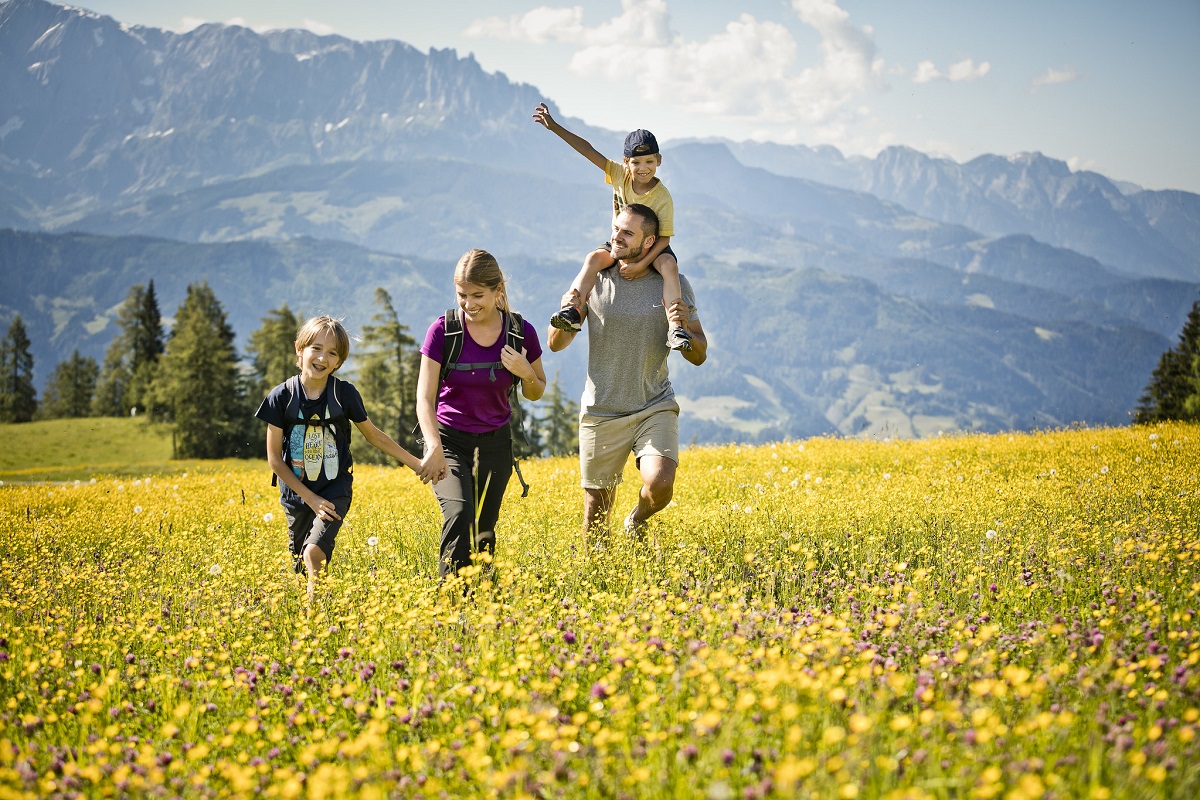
[255,376,368,508]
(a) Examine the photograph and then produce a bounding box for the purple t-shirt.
[420,312,543,434]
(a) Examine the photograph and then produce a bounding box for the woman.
[416,249,547,580]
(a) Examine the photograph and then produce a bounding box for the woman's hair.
[454,249,509,310]
[294,315,351,367]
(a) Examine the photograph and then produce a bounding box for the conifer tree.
[93,283,166,416]
[0,315,37,423]
[127,279,165,415]
[39,351,99,419]
[247,304,302,399]
[535,373,580,457]
[152,282,245,458]
[354,288,419,463]
[1135,299,1200,423]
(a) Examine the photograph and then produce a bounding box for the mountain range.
[2,0,1197,443]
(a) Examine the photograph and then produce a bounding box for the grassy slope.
[0,416,189,482]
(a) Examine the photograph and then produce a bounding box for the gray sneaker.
[551,305,583,332]
[667,327,692,351]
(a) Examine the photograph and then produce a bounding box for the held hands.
[418,446,447,486]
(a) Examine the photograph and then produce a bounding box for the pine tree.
[127,279,165,415]
[0,316,37,423]
[152,282,245,458]
[247,304,302,399]
[93,283,165,416]
[1135,299,1200,423]
[353,288,419,464]
[39,351,100,419]
[534,373,580,457]
[91,347,131,417]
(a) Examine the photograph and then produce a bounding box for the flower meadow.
[1,423,1198,800]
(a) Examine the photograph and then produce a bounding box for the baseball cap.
[623,129,659,157]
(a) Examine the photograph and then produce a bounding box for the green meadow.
[0,421,1197,798]
[0,417,181,483]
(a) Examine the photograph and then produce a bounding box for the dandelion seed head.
[209,564,222,576]
[263,512,274,523]
[367,536,379,547]
[134,506,143,514]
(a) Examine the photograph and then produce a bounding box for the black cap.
[623,129,659,157]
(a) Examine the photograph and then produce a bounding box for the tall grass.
[0,423,1196,798]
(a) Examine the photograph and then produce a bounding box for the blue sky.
[74,0,1200,193]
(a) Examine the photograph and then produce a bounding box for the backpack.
[272,374,351,487]
[418,307,532,496]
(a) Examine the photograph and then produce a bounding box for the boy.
[255,315,439,601]
[532,102,692,351]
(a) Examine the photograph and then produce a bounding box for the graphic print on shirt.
[303,414,323,481]
[288,421,305,478]
[322,407,339,480]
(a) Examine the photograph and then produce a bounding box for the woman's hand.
[418,445,448,485]
[500,345,534,382]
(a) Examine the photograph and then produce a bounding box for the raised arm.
[532,103,607,171]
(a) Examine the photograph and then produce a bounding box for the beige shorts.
[579,402,679,489]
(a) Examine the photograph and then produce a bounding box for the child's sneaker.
[550,305,583,332]
[667,327,692,352]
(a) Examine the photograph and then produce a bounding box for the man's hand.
[561,288,583,315]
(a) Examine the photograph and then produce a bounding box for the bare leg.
[625,456,676,536]
[303,543,328,605]
[654,254,691,351]
[582,486,616,553]
[573,250,616,309]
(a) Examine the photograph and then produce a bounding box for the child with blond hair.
[532,102,691,351]
[256,315,439,600]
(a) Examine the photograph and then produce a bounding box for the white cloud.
[464,5,589,43]
[947,59,990,81]
[467,0,882,128]
[912,60,941,84]
[177,17,207,33]
[1031,66,1079,88]
[300,19,336,36]
[912,58,990,84]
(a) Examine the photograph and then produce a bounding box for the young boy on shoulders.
[532,102,692,352]
[255,315,439,601]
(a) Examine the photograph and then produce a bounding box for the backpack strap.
[439,308,465,383]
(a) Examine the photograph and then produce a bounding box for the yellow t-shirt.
[604,159,675,238]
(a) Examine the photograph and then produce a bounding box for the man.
[547,203,708,545]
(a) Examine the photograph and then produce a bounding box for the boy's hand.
[532,102,556,130]
[307,496,343,523]
[418,447,447,485]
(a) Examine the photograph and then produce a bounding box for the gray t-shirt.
[581,268,698,417]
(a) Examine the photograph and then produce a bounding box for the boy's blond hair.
[294,316,350,368]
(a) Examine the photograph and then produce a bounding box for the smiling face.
[610,207,654,262]
[296,328,343,382]
[624,153,661,186]
[455,280,502,323]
